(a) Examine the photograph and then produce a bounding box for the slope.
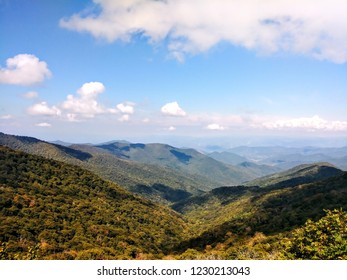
[0,132,207,204]
[172,170,347,253]
[245,162,343,188]
[95,142,256,185]
[0,146,187,259]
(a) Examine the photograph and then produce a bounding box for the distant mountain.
[208,151,248,165]
[236,161,281,178]
[228,145,347,171]
[0,146,187,259]
[50,140,74,147]
[245,162,343,188]
[0,133,205,204]
[228,146,347,160]
[95,142,257,186]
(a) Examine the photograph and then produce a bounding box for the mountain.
[245,162,343,189]
[0,133,206,204]
[207,151,248,165]
[228,146,347,170]
[172,171,347,257]
[95,142,256,186]
[236,161,281,178]
[0,146,187,259]
[1,135,346,260]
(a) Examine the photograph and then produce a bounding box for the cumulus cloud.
[62,82,105,118]
[23,91,39,99]
[206,123,226,131]
[168,126,176,131]
[27,102,61,116]
[25,81,136,122]
[60,0,347,63]
[161,101,186,117]
[116,102,135,114]
[35,122,51,127]
[0,54,51,86]
[263,115,347,131]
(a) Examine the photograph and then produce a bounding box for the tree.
[283,209,347,259]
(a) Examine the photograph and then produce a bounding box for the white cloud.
[161,101,186,117]
[23,91,39,99]
[116,102,135,114]
[168,126,176,131]
[60,0,347,63]
[119,114,130,122]
[0,114,13,120]
[35,122,51,127]
[62,82,105,117]
[0,54,51,86]
[206,123,226,131]
[263,115,347,131]
[25,81,136,122]
[27,102,61,116]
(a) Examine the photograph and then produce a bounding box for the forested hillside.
[1,132,346,260]
[95,141,257,185]
[0,133,207,204]
[0,146,187,259]
[172,171,347,259]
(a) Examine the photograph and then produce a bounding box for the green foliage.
[0,145,187,259]
[283,209,347,259]
[2,132,347,260]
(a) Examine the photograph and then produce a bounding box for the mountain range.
[0,132,279,204]
[1,131,346,260]
[220,146,347,170]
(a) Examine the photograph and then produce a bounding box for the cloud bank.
[262,115,347,131]
[60,0,347,63]
[0,54,51,86]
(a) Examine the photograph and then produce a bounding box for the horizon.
[1,1,347,147]
[2,131,347,152]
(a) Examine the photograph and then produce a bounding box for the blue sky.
[1,0,347,147]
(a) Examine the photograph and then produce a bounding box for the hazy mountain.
[245,162,343,188]
[228,146,347,160]
[95,142,256,186]
[50,140,74,147]
[208,151,248,165]
[228,145,347,171]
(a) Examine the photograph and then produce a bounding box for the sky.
[1,0,347,148]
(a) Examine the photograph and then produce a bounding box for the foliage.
[0,145,187,259]
[283,209,347,259]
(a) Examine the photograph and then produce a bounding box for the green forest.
[0,134,346,260]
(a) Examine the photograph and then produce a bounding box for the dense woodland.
[0,146,187,259]
[0,132,346,260]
